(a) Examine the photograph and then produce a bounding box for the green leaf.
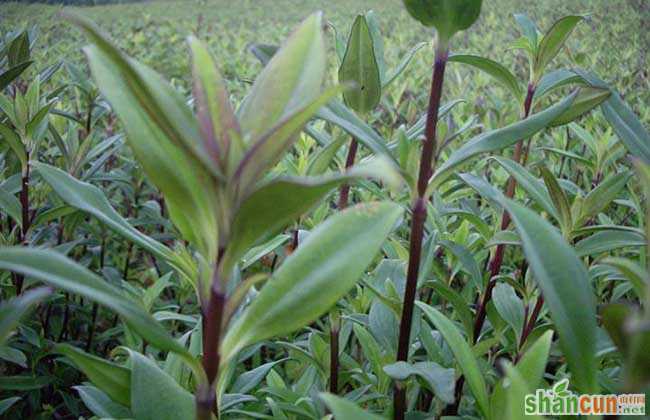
[429,91,577,192]
[233,85,344,199]
[500,199,598,393]
[549,87,610,127]
[0,375,53,391]
[492,282,525,342]
[339,14,381,114]
[188,35,242,173]
[68,12,220,261]
[0,248,200,376]
[226,158,398,270]
[0,61,33,91]
[220,202,402,365]
[55,344,131,406]
[33,162,196,287]
[539,165,572,232]
[403,0,483,40]
[504,363,542,420]
[0,184,21,228]
[424,281,474,340]
[316,99,396,164]
[575,230,645,257]
[0,121,27,168]
[490,157,559,222]
[533,15,584,81]
[383,361,455,403]
[238,12,325,144]
[306,136,346,176]
[319,393,383,420]
[382,42,427,89]
[0,287,50,345]
[534,68,587,101]
[0,397,21,416]
[602,257,648,300]
[576,171,631,227]
[127,350,195,420]
[601,91,650,164]
[513,13,539,52]
[448,54,522,98]
[415,301,490,417]
[74,386,132,419]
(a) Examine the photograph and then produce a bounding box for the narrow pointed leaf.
[448,54,522,98]
[601,92,650,164]
[429,91,577,192]
[55,344,131,406]
[534,15,584,79]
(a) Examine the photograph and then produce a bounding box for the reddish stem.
[393,47,448,420]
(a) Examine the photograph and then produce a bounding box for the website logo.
[524,379,646,416]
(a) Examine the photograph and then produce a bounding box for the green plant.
[0,1,648,419]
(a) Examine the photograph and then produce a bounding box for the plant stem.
[329,314,340,394]
[337,138,359,209]
[198,254,226,418]
[393,45,448,420]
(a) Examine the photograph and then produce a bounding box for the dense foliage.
[0,0,648,419]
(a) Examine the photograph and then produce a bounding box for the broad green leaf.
[429,91,577,192]
[0,61,32,91]
[534,68,587,101]
[0,185,21,227]
[576,171,631,227]
[0,287,50,345]
[226,158,398,270]
[575,230,645,257]
[55,344,131,406]
[188,35,242,173]
[74,386,132,419]
[549,87,610,127]
[306,136,346,176]
[383,361,455,403]
[339,14,381,114]
[69,13,220,261]
[0,248,201,377]
[491,330,553,419]
[233,85,344,199]
[415,301,490,417]
[500,199,598,392]
[403,0,483,40]
[601,92,650,164]
[238,12,325,143]
[493,282,525,342]
[513,13,539,52]
[504,363,542,420]
[448,54,522,98]
[319,393,383,420]
[0,121,27,168]
[33,162,196,287]
[491,156,559,222]
[127,350,195,420]
[533,15,584,81]
[220,202,402,365]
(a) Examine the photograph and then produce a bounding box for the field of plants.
[0,0,649,419]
